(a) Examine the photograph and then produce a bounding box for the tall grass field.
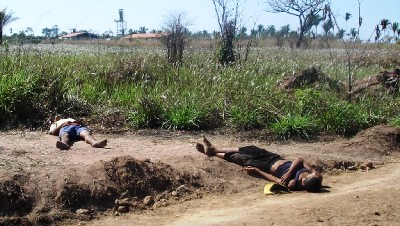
[1,42,399,139]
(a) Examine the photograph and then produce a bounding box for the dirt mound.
[278,67,343,91]
[346,124,400,156]
[0,156,204,225]
[350,69,400,96]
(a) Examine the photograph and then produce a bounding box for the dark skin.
[197,135,322,190]
[243,157,322,189]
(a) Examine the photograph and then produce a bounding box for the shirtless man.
[196,135,323,192]
[49,116,107,150]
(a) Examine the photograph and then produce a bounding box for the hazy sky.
[1,0,399,39]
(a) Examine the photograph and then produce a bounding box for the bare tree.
[0,8,19,45]
[328,0,368,100]
[212,0,242,65]
[265,0,326,48]
[161,12,190,67]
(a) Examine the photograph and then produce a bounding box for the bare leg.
[202,135,239,153]
[57,133,71,150]
[197,135,240,157]
[79,130,107,148]
[195,143,238,159]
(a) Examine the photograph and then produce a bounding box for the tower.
[115,9,127,37]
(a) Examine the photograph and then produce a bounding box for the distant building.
[59,32,99,40]
[123,33,168,39]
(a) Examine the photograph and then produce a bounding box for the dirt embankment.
[1,125,400,225]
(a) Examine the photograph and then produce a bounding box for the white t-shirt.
[48,118,76,134]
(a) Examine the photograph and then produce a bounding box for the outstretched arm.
[243,166,281,184]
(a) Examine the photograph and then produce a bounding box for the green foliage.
[390,117,400,127]
[271,115,316,140]
[217,20,236,65]
[0,71,38,119]
[227,104,274,130]
[1,43,400,136]
[294,88,370,135]
[317,101,366,134]
[163,103,205,130]
[294,88,327,116]
[128,96,164,129]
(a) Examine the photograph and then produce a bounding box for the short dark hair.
[304,176,322,193]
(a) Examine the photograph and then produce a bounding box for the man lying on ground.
[49,116,107,150]
[196,135,322,192]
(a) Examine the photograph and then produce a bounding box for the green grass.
[271,114,316,140]
[1,43,400,137]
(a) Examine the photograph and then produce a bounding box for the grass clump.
[389,117,400,127]
[128,95,164,129]
[271,114,316,140]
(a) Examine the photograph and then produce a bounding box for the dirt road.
[1,125,400,225]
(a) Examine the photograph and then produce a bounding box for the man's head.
[303,174,322,192]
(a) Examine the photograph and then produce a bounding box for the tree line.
[1,1,399,48]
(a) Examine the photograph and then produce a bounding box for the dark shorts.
[59,125,88,141]
[223,146,283,173]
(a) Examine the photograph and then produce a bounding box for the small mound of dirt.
[0,175,34,216]
[0,156,204,225]
[345,124,400,155]
[278,67,343,91]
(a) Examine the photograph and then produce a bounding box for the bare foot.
[202,135,215,156]
[56,141,70,150]
[92,139,107,148]
[202,134,212,149]
[195,142,206,155]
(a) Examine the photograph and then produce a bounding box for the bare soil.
[1,125,400,226]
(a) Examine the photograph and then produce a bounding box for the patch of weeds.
[317,99,367,135]
[294,88,369,135]
[389,117,400,127]
[294,88,327,116]
[227,106,267,130]
[128,96,164,129]
[271,114,316,140]
[163,104,205,130]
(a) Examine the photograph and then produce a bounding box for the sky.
[1,0,399,40]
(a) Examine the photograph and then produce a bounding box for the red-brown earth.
[1,124,400,225]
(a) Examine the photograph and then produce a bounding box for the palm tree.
[349,28,358,39]
[266,25,276,37]
[0,8,19,45]
[322,19,333,36]
[392,22,399,38]
[380,19,391,37]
